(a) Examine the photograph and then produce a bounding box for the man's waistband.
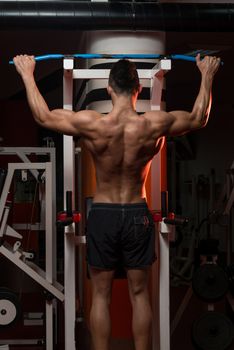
[91,200,148,211]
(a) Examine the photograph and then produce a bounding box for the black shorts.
[86,201,156,270]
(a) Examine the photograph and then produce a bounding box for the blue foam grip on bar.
[170,54,224,65]
[73,53,103,59]
[170,54,196,62]
[9,54,65,64]
[34,54,65,61]
[9,53,162,63]
[9,53,223,64]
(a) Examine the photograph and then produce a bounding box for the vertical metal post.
[52,147,58,350]
[158,235,170,350]
[50,148,57,280]
[45,162,53,350]
[150,69,162,350]
[151,151,161,350]
[150,64,170,350]
[63,58,76,350]
[0,167,15,224]
[76,147,84,312]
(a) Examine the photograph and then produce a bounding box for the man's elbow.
[33,110,51,125]
[191,112,209,131]
[192,120,207,131]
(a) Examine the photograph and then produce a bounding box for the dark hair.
[108,59,140,95]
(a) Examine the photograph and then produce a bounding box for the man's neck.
[111,94,137,112]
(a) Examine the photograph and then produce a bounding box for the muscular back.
[81,109,164,204]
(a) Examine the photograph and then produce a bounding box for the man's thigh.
[89,267,115,299]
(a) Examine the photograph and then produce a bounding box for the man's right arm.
[148,54,221,137]
[13,55,98,137]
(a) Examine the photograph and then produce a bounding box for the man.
[13,53,220,350]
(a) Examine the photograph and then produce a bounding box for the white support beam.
[12,223,45,231]
[72,65,170,80]
[151,153,161,350]
[45,161,53,283]
[0,147,56,156]
[73,69,151,79]
[0,165,14,224]
[149,59,171,350]
[151,72,164,111]
[63,58,76,350]
[0,208,11,238]
[5,225,23,239]
[0,340,42,346]
[45,161,54,350]
[158,222,171,350]
[150,60,170,111]
[152,58,171,73]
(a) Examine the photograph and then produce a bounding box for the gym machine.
[0,147,64,348]
[62,56,172,350]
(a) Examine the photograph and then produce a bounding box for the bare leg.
[127,268,152,350]
[89,267,115,350]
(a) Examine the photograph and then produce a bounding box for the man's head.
[108,59,140,96]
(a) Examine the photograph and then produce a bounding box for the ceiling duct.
[0,1,234,31]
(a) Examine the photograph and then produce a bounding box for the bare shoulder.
[73,109,104,129]
[143,110,174,137]
[74,109,102,123]
[72,109,103,137]
[143,110,168,121]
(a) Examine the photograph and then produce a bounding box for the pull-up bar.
[9,53,201,64]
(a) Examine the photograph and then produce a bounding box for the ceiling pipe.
[0,1,234,31]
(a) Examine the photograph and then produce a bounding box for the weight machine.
[170,161,234,349]
[0,147,64,348]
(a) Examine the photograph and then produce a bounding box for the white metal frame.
[150,61,170,350]
[0,148,63,350]
[62,58,172,350]
[63,60,77,350]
